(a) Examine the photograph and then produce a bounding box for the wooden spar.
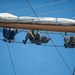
[0,22,75,32]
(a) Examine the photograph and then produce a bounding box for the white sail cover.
[0,13,75,25]
[19,16,34,23]
[33,17,56,24]
[57,18,75,25]
[0,13,18,22]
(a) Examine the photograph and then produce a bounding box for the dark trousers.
[8,30,16,40]
[3,28,16,40]
[3,28,8,38]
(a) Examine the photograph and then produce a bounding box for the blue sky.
[0,0,75,75]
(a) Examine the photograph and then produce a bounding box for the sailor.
[3,28,18,43]
[23,30,51,45]
[64,33,75,48]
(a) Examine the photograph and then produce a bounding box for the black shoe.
[23,40,26,44]
[9,40,11,43]
[64,44,67,48]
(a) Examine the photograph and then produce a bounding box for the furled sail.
[0,13,75,25]
[0,13,75,32]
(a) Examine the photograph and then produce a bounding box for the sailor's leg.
[70,36,75,48]
[64,36,70,44]
[27,31,35,39]
[9,31,16,43]
[67,42,74,48]
[64,43,67,48]
[35,32,42,40]
[23,31,35,44]
[64,36,70,48]
[3,28,8,38]
[70,36,75,44]
[10,31,15,40]
[23,34,28,44]
[3,28,8,42]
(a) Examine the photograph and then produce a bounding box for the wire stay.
[6,0,68,13]
[51,39,73,75]
[6,43,17,75]
[26,0,43,32]
[72,67,75,75]
[0,39,64,47]
[31,7,75,16]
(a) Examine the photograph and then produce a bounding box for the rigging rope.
[6,0,68,13]
[15,41,64,47]
[72,16,75,19]
[59,32,65,38]
[31,7,75,16]
[0,29,75,35]
[72,68,75,75]
[14,30,75,35]
[26,0,39,18]
[26,0,42,32]
[0,39,64,47]
[6,43,17,75]
[51,39,73,75]
[45,32,73,74]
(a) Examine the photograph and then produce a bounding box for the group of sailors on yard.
[2,28,75,48]
[2,28,51,45]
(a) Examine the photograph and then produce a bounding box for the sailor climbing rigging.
[23,30,51,45]
[64,32,75,48]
